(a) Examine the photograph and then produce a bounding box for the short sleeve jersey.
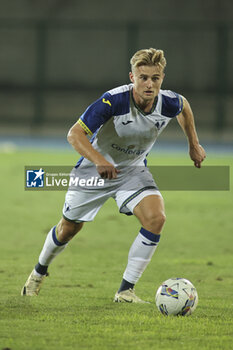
[77,84,183,168]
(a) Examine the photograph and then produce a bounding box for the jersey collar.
[131,90,158,116]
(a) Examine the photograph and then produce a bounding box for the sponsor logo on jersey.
[111,143,145,155]
[26,168,45,187]
[102,98,111,106]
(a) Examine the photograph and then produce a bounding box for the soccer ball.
[155,278,198,316]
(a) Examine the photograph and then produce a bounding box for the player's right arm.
[67,122,119,179]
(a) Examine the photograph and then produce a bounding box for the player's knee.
[57,218,83,241]
[158,212,166,230]
[143,211,166,233]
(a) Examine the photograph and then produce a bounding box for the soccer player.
[21,48,206,302]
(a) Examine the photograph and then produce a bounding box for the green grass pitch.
[0,149,232,350]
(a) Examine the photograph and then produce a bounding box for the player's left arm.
[177,96,206,168]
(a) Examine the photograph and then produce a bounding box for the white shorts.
[62,166,162,223]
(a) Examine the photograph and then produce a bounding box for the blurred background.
[0,0,232,150]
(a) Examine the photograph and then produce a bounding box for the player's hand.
[96,162,120,179]
[189,144,206,168]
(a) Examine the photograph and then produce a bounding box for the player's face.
[129,65,164,105]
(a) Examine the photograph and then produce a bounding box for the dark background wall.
[0,0,232,141]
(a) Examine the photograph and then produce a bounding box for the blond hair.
[130,48,167,71]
